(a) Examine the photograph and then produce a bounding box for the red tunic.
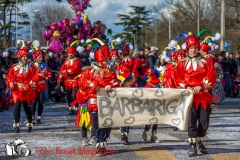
[174,57,216,110]
[33,63,52,93]
[162,62,177,88]
[6,63,38,104]
[120,57,135,75]
[72,63,120,110]
[133,56,149,78]
[58,58,82,89]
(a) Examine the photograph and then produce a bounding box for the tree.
[113,6,152,49]
[151,0,222,50]
[32,3,73,46]
[0,0,33,48]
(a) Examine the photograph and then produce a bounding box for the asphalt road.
[0,98,240,160]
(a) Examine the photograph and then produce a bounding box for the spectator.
[147,47,158,69]
[59,51,68,68]
[229,53,238,77]
[79,53,90,71]
[47,52,59,79]
[220,51,232,94]
[235,51,240,75]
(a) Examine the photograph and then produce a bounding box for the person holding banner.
[174,33,216,157]
[74,38,120,156]
[117,72,135,145]
[141,68,161,143]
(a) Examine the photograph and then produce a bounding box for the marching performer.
[174,33,216,157]
[6,46,38,133]
[73,38,120,156]
[141,68,161,143]
[119,44,135,75]
[31,50,52,124]
[58,42,82,115]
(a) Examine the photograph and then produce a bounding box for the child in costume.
[141,68,161,143]
[117,72,135,145]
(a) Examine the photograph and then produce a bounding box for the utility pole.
[16,0,18,46]
[220,0,226,51]
[169,16,171,41]
[197,0,200,33]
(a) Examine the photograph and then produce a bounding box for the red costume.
[133,55,148,78]
[200,42,215,65]
[162,51,177,88]
[32,51,52,93]
[175,38,216,109]
[120,45,135,75]
[6,49,38,104]
[58,47,82,89]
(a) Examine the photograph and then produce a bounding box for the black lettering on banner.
[176,97,186,121]
[99,97,112,118]
[111,97,123,117]
[132,88,143,98]
[142,99,154,115]
[150,99,166,116]
[131,98,143,115]
[103,118,113,127]
[166,99,178,115]
[120,97,133,115]
[124,116,135,124]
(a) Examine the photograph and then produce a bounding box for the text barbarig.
[36,147,114,156]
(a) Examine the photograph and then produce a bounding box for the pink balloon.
[42,31,51,40]
[57,20,64,29]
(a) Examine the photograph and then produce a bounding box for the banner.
[97,88,193,131]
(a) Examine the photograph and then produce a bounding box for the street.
[0,98,240,160]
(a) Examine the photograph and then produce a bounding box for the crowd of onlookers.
[0,47,240,112]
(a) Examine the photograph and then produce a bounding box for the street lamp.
[220,0,226,51]
[123,31,136,48]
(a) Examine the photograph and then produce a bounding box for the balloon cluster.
[41,0,109,55]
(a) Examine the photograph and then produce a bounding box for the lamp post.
[124,31,136,48]
[169,16,171,41]
[197,0,200,33]
[16,0,18,47]
[220,0,226,51]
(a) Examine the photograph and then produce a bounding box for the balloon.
[57,20,64,29]
[42,31,51,40]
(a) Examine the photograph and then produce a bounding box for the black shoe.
[68,110,74,115]
[14,127,20,133]
[37,119,42,124]
[0,108,3,112]
[95,148,107,156]
[196,142,208,154]
[27,127,32,133]
[188,144,197,157]
[173,127,178,131]
[121,134,130,145]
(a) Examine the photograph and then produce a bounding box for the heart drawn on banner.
[149,117,158,123]
[103,118,113,127]
[132,88,143,98]
[154,89,164,97]
[172,118,181,126]
[124,116,135,124]
[107,89,117,98]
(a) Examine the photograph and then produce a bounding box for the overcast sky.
[23,0,161,37]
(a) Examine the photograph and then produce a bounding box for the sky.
[22,0,162,38]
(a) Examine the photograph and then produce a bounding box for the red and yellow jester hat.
[185,32,200,52]
[117,72,135,87]
[32,50,43,60]
[92,38,110,62]
[143,68,160,84]
[200,42,210,53]
[16,39,28,59]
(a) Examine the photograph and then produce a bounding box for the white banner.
[97,88,193,131]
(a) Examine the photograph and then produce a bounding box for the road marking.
[131,146,177,160]
[210,152,240,160]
